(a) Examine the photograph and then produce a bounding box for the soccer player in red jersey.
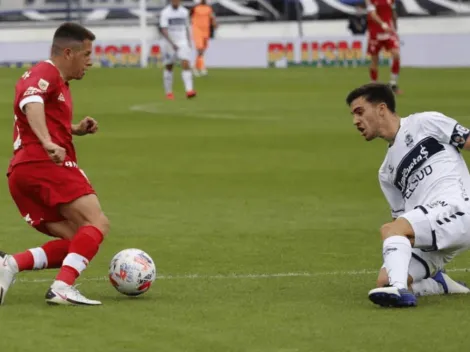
[0,23,109,306]
[366,0,402,94]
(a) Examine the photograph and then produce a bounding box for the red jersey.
[367,0,395,40]
[8,60,76,174]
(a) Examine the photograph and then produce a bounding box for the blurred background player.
[159,0,196,99]
[190,0,217,76]
[366,0,402,94]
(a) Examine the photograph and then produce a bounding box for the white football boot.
[45,281,102,306]
[432,270,470,294]
[0,252,17,305]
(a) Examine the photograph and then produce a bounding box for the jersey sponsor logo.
[450,123,470,148]
[58,93,65,102]
[404,165,433,199]
[394,137,444,193]
[23,86,42,96]
[64,161,78,168]
[38,78,49,91]
[168,18,186,25]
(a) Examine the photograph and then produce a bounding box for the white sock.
[383,236,412,289]
[163,69,173,94]
[8,247,47,273]
[29,247,48,270]
[182,70,193,92]
[412,278,444,297]
[52,253,89,288]
[390,73,398,85]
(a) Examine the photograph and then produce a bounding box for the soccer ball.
[108,248,157,296]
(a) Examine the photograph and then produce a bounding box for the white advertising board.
[1,34,469,68]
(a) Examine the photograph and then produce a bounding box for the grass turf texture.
[0,67,469,352]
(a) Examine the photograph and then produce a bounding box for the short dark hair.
[346,83,396,113]
[53,22,96,43]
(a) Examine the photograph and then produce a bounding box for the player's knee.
[380,222,394,241]
[380,219,415,244]
[93,213,110,237]
[181,60,190,70]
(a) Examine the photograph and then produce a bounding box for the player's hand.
[75,116,98,135]
[382,23,395,34]
[43,141,66,165]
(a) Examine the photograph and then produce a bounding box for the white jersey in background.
[378,111,470,267]
[159,5,190,46]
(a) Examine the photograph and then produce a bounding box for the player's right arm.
[365,0,394,33]
[379,171,405,219]
[159,10,178,50]
[392,0,398,30]
[23,102,66,164]
[17,68,66,164]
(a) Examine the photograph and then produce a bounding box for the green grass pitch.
[0,66,469,352]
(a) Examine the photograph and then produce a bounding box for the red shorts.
[8,161,95,236]
[367,37,400,56]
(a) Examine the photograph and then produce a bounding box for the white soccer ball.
[108,248,157,296]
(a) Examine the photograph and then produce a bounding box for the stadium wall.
[1,17,470,68]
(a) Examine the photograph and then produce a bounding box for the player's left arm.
[420,112,470,150]
[72,116,98,136]
[210,8,217,28]
[186,12,192,47]
[392,0,397,30]
[366,0,391,31]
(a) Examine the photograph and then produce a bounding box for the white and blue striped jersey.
[159,5,190,46]
[378,112,470,218]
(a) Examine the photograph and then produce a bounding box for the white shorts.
[162,43,192,65]
[399,201,470,279]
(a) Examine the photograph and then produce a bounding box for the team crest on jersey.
[404,133,414,147]
[38,78,49,91]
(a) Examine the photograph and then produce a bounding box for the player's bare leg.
[45,194,109,306]
[368,218,417,307]
[195,48,207,76]
[389,48,402,94]
[181,59,196,98]
[369,55,379,83]
[164,64,175,100]
[0,220,78,305]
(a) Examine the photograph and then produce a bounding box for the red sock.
[55,226,104,285]
[42,239,71,268]
[370,68,378,82]
[12,239,71,272]
[392,58,400,75]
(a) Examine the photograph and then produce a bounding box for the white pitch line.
[17,267,470,284]
[129,103,239,120]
